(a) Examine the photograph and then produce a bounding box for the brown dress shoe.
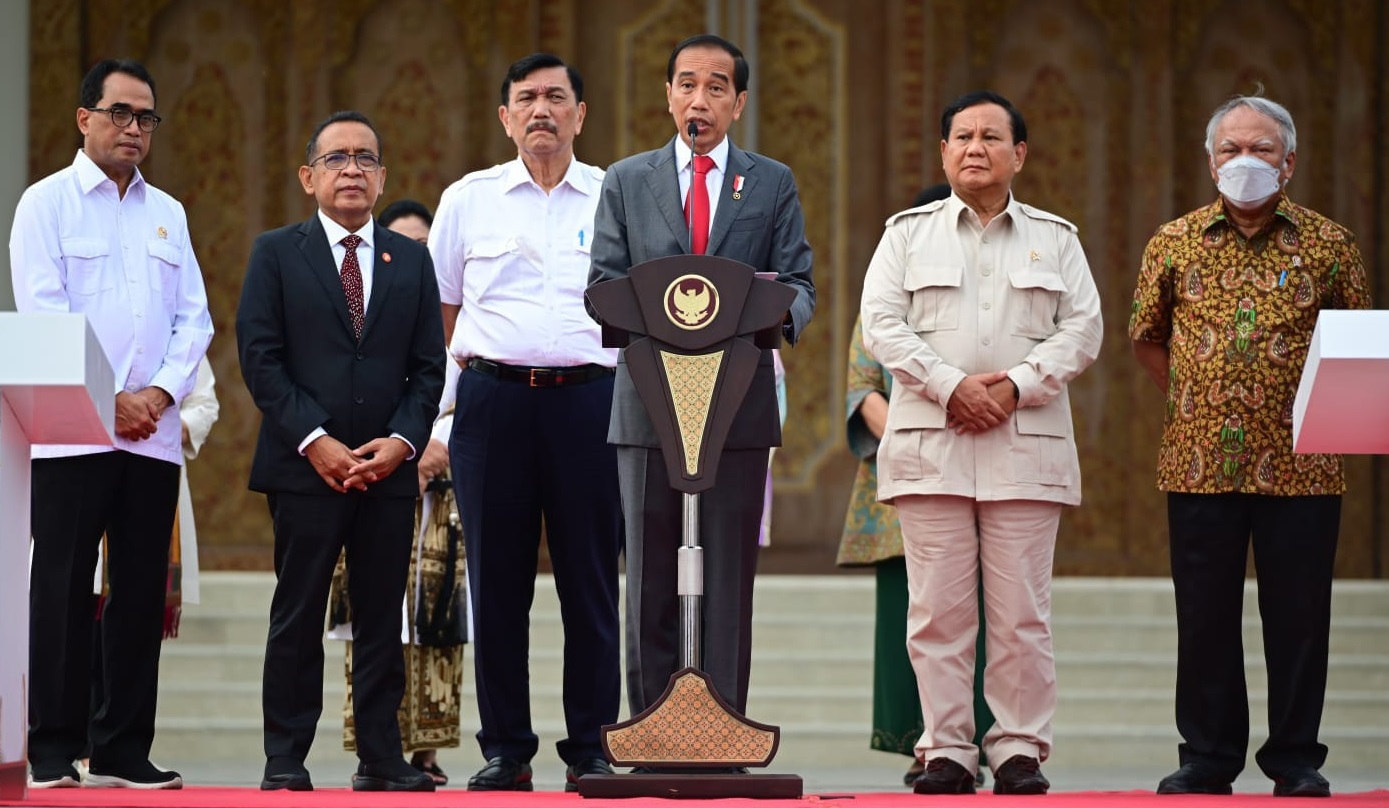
[912,757,977,795]
[993,754,1050,795]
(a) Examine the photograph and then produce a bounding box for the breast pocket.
[465,238,525,299]
[147,239,182,307]
[60,238,113,296]
[1007,263,1066,339]
[727,213,766,233]
[904,263,962,332]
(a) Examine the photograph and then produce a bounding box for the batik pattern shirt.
[1129,195,1372,495]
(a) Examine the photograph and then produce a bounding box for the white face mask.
[1216,154,1283,207]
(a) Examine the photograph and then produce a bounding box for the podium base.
[576,772,803,799]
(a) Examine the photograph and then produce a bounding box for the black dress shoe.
[912,757,977,794]
[467,756,533,792]
[1272,768,1331,798]
[260,758,312,791]
[993,754,1050,795]
[565,757,614,791]
[353,758,436,792]
[902,758,925,786]
[1157,764,1235,795]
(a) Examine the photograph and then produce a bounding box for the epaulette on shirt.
[884,197,947,227]
[453,163,508,191]
[1018,202,1077,233]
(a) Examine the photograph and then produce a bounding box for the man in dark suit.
[587,34,815,719]
[236,110,445,793]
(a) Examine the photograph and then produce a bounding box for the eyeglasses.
[87,107,162,133]
[309,152,382,172]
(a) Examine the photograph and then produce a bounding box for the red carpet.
[3,789,1387,808]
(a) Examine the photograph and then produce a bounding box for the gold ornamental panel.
[604,671,776,765]
[659,350,724,476]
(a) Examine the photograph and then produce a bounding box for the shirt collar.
[317,209,375,249]
[945,190,1018,226]
[501,155,596,195]
[73,149,146,196]
[675,135,730,173]
[1201,192,1300,235]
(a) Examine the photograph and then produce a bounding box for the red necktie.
[340,234,364,340]
[686,154,715,254]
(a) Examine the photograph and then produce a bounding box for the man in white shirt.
[9,58,213,790]
[430,52,622,793]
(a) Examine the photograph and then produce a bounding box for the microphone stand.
[679,117,702,674]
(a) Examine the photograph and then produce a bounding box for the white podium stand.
[1293,310,1389,454]
[0,313,113,799]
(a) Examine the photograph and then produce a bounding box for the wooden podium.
[0,313,114,800]
[581,256,801,799]
[1292,310,1389,454]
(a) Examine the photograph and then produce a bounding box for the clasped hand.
[114,388,171,441]
[306,435,410,493]
[945,370,1017,434]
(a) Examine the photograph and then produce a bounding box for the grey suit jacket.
[588,137,815,449]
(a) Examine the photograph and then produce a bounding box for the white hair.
[1204,93,1297,157]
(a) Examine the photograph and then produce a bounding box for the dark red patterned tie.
[685,154,714,254]
[340,234,364,340]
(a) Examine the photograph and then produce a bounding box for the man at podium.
[588,34,815,721]
[1129,93,1372,798]
[9,58,213,789]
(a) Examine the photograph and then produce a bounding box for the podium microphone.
[686,120,698,254]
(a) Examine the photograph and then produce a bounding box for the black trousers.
[449,368,622,765]
[29,451,179,770]
[1167,492,1340,780]
[261,491,415,765]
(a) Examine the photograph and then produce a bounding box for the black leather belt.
[467,357,614,388]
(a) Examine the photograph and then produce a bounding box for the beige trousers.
[897,494,1061,773]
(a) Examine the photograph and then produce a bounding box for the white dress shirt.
[9,150,213,465]
[430,156,615,368]
[675,135,730,237]
[318,209,376,309]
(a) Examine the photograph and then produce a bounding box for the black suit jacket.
[236,215,446,497]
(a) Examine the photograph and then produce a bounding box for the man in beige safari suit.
[860,91,1102,796]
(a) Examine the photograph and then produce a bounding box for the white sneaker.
[83,760,183,790]
[28,764,80,789]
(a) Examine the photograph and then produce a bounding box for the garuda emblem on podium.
[665,274,719,330]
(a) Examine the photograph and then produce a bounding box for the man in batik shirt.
[1129,94,1371,799]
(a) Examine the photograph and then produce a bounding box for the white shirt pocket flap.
[904,263,962,291]
[1015,404,1070,438]
[147,239,180,265]
[466,238,518,260]
[1007,263,1067,293]
[892,395,947,429]
[61,237,109,259]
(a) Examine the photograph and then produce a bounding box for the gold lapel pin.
[1029,250,1041,261]
[157,226,168,239]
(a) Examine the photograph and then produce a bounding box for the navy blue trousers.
[449,366,622,765]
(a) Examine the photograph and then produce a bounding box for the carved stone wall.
[29,0,1387,576]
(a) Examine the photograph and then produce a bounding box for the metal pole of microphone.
[677,118,703,671]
